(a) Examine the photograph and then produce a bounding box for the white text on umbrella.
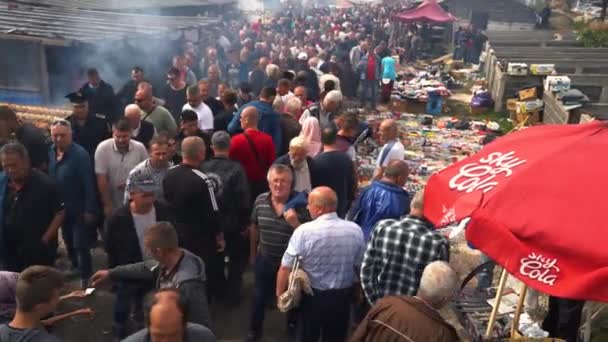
[519,252,560,286]
[448,151,527,194]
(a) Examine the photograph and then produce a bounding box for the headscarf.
[299,116,322,158]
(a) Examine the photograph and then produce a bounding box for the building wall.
[0,39,45,104]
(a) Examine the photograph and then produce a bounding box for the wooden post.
[510,282,528,337]
[485,268,508,338]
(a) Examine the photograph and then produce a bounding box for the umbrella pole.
[485,268,508,338]
[510,283,528,337]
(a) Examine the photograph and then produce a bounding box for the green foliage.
[575,22,608,47]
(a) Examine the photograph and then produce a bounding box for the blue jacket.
[350,180,411,241]
[228,100,282,154]
[357,53,382,81]
[48,143,98,219]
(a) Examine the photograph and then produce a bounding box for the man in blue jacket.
[48,119,98,288]
[227,87,282,154]
[349,160,410,241]
[357,48,381,110]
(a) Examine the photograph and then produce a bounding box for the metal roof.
[9,0,234,10]
[0,2,219,44]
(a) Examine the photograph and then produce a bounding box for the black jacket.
[104,201,173,268]
[133,120,155,148]
[66,113,111,161]
[200,156,251,233]
[116,80,139,110]
[79,80,120,123]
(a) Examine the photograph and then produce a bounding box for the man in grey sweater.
[91,222,212,330]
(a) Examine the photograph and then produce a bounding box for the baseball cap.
[211,131,231,150]
[297,52,308,60]
[129,172,157,193]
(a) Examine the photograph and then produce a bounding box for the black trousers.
[542,296,585,342]
[295,287,353,342]
[221,230,247,301]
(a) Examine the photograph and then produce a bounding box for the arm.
[164,112,178,137]
[109,261,155,281]
[276,265,291,297]
[42,210,65,245]
[227,109,242,134]
[360,230,380,304]
[96,174,112,216]
[277,229,303,297]
[41,308,94,327]
[249,223,259,264]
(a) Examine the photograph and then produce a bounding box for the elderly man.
[91,222,212,329]
[201,131,251,305]
[352,261,460,342]
[350,160,411,241]
[0,143,64,272]
[95,119,148,217]
[182,85,213,132]
[123,136,171,203]
[293,85,312,108]
[298,90,342,128]
[135,87,177,137]
[274,136,318,193]
[277,186,365,342]
[361,191,449,305]
[162,136,224,301]
[123,289,215,342]
[246,164,310,342]
[373,119,405,180]
[48,119,97,287]
[229,106,276,201]
[124,104,155,148]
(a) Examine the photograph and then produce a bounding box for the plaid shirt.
[361,215,449,304]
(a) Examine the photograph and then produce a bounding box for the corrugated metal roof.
[10,0,235,10]
[0,2,219,43]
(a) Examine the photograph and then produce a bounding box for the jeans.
[62,219,93,282]
[476,253,495,290]
[249,254,279,335]
[360,79,378,108]
[295,287,353,342]
[68,247,92,282]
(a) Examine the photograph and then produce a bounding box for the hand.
[103,204,113,218]
[83,213,96,225]
[90,270,111,288]
[283,209,299,228]
[216,234,226,253]
[64,290,90,299]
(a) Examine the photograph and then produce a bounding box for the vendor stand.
[423,121,608,341]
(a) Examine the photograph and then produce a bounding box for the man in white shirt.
[182,85,213,132]
[373,119,405,180]
[277,79,295,104]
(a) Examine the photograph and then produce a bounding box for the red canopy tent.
[393,0,456,23]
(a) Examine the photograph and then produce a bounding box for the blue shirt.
[282,212,365,290]
[381,56,396,81]
[48,143,97,218]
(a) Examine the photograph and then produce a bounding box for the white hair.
[272,96,284,112]
[411,190,424,211]
[323,90,343,105]
[266,64,280,79]
[417,261,458,309]
[284,97,303,115]
[289,136,309,151]
[124,104,143,117]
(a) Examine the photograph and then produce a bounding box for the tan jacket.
[351,296,459,342]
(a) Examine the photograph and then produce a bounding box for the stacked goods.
[0,103,70,129]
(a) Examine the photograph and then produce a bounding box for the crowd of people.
[0,2,583,342]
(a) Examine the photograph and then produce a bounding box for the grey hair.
[124,104,143,117]
[410,190,424,211]
[323,90,343,105]
[266,64,280,79]
[289,136,309,151]
[285,97,302,115]
[416,261,458,309]
[51,118,72,130]
[0,142,29,162]
[272,96,284,112]
[266,163,293,182]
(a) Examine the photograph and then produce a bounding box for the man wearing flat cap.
[65,91,111,162]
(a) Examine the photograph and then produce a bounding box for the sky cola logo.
[449,151,527,194]
[519,252,560,286]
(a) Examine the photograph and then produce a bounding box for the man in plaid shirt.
[360,190,449,304]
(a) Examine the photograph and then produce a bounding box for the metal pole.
[485,268,509,338]
[510,282,528,337]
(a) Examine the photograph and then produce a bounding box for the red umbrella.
[424,121,608,302]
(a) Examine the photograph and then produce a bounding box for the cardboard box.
[508,63,528,76]
[544,76,571,92]
[518,88,537,101]
[507,98,518,112]
[516,110,540,125]
[517,99,544,114]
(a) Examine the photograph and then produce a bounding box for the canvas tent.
[393,0,455,23]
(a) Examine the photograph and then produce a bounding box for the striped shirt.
[251,192,309,265]
[282,213,365,290]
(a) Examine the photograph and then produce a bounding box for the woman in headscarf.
[299,116,322,158]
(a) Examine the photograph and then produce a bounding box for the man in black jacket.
[116,67,144,111]
[92,222,212,331]
[201,131,250,305]
[79,68,120,124]
[124,104,155,148]
[103,172,172,338]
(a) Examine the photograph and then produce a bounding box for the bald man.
[277,186,365,342]
[350,159,411,241]
[229,106,276,200]
[124,104,155,148]
[123,289,215,342]
[134,87,177,137]
[373,119,405,180]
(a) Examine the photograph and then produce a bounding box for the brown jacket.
[351,296,459,342]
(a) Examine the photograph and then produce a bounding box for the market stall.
[423,121,608,340]
[0,102,70,129]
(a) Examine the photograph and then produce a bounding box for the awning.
[393,0,456,23]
